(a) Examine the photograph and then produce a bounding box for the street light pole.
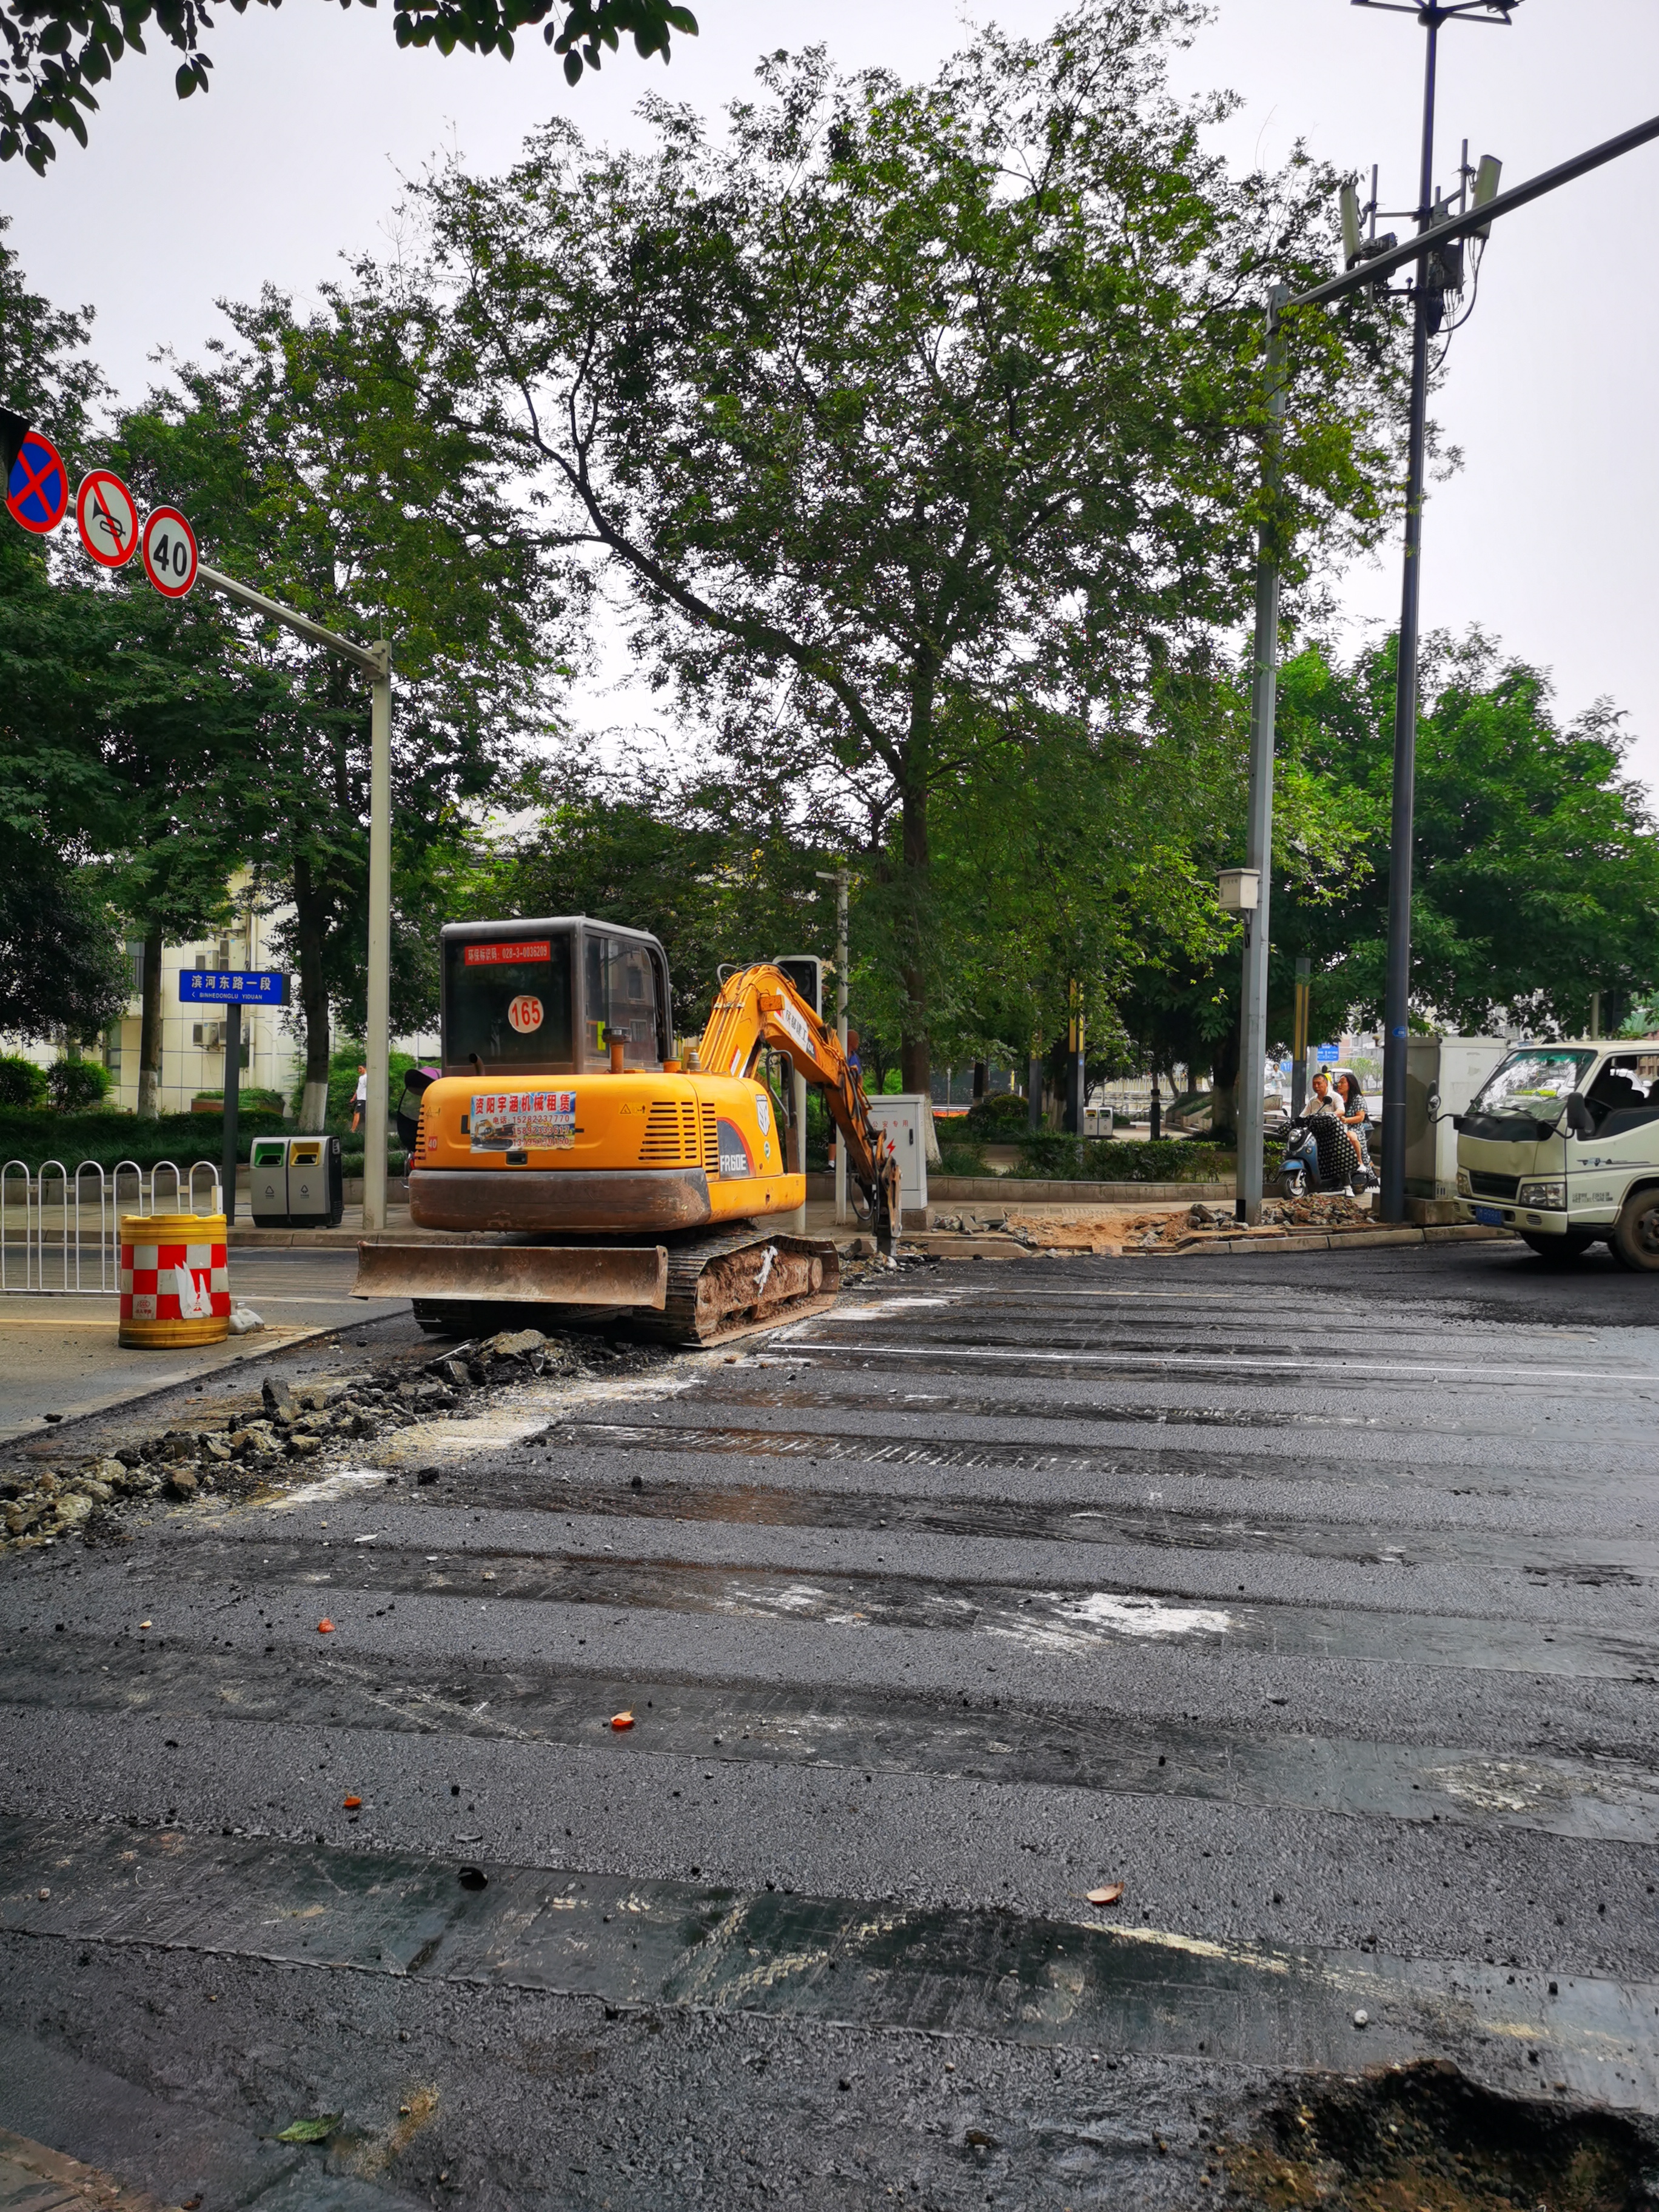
[1236,286,1290,1226]
[1379,7,1444,1224]
[363,646,393,1233]
[196,563,392,1232]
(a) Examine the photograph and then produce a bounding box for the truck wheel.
[1609,1189,1659,1273]
[1519,1233,1594,1265]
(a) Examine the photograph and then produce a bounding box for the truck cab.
[1454,1041,1659,1270]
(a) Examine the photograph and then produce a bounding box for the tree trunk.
[1209,1031,1241,1144]
[899,776,930,1096]
[293,855,332,1131]
[136,923,163,1120]
[972,1059,986,1100]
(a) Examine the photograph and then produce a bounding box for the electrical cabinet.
[1404,1036,1510,1199]
[865,1094,930,1219]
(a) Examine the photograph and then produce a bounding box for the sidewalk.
[0,2128,178,2211]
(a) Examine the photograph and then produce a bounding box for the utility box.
[1404,1036,1510,1200]
[865,1094,929,1222]
[249,1135,344,1228]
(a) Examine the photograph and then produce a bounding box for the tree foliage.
[1,0,694,173]
[417,1,1409,1088]
[1267,631,1659,1041]
[113,268,563,1101]
[457,757,840,1039]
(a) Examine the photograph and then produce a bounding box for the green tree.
[463,756,840,1039]
[1269,631,1659,1040]
[418,1,1407,1095]
[115,269,560,1126]
[2,0,695,173]
[0,220,127,1045]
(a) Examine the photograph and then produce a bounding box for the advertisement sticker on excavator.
[471,1089,577,1150]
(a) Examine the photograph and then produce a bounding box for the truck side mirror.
[1565,1094,1594,1139]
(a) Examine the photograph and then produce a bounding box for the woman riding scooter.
[1335,1071,1375,1188]
[1278,1069,1375,1198]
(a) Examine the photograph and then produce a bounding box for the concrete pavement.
[0,1250,408,1443]
[1,1237,1657,2207]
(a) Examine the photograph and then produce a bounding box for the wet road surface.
[2,1241,1658,2205]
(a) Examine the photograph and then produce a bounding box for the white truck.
[1453,1041,1659,1270]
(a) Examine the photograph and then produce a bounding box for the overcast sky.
[8,0,1658,801]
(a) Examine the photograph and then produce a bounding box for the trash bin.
[249,1136,344,1228]
[119,1213,229,1349]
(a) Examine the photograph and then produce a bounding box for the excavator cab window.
[443,931,575,1074]
[583,932,663,1070]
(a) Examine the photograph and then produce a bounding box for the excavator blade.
[352,1242,668,1310]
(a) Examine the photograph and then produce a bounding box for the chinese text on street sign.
[179,971,289,1006]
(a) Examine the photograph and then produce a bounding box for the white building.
[5,877,437,1116]
[108,909,304,1116]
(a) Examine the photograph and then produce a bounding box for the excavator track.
[397,1224,843,1348]
[638,1224,842,1348]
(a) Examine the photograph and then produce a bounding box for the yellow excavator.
[353,916,902,1344]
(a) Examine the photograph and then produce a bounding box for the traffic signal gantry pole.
[196,562,395,1234]
[1237,98,1659,1224]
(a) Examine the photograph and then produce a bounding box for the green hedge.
[937,1134,1236,1183]
[0,1108,290,1173]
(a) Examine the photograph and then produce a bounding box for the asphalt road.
[2,1238,1658,2208]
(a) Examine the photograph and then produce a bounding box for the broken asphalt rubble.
[0,1326,588,1557]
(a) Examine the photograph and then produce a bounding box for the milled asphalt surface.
[1,1239,1658,2206]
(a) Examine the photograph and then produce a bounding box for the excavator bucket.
[352,1242,668,1310]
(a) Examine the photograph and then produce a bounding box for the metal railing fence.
[0,1158,223,1293]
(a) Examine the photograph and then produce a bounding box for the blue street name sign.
[180,969,288,1006]
[1315,1042,1340,1064]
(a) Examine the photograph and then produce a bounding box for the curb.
[1148,1223,1512,1257]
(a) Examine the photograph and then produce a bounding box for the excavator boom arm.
[698,965,900,1238]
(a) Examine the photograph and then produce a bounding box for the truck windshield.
[443,932,575,1074]
[1469,1049,1594,1125]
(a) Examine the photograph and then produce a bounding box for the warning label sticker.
[471,1089,576,1150]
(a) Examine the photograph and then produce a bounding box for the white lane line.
[790,1341,1659,1386]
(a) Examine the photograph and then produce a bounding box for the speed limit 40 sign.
[141,506,198,598]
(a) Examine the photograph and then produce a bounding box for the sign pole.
[363,647,393,1234]
[221,1002,242,1227]
[193,565,392,1236]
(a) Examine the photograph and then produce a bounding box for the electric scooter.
[1276,1115,1377,1201]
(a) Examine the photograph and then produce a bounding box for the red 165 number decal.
[141,506,198,598]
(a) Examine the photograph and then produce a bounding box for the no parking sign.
[4,424,68,534]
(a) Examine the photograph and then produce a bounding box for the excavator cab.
[440,918,671,1078]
